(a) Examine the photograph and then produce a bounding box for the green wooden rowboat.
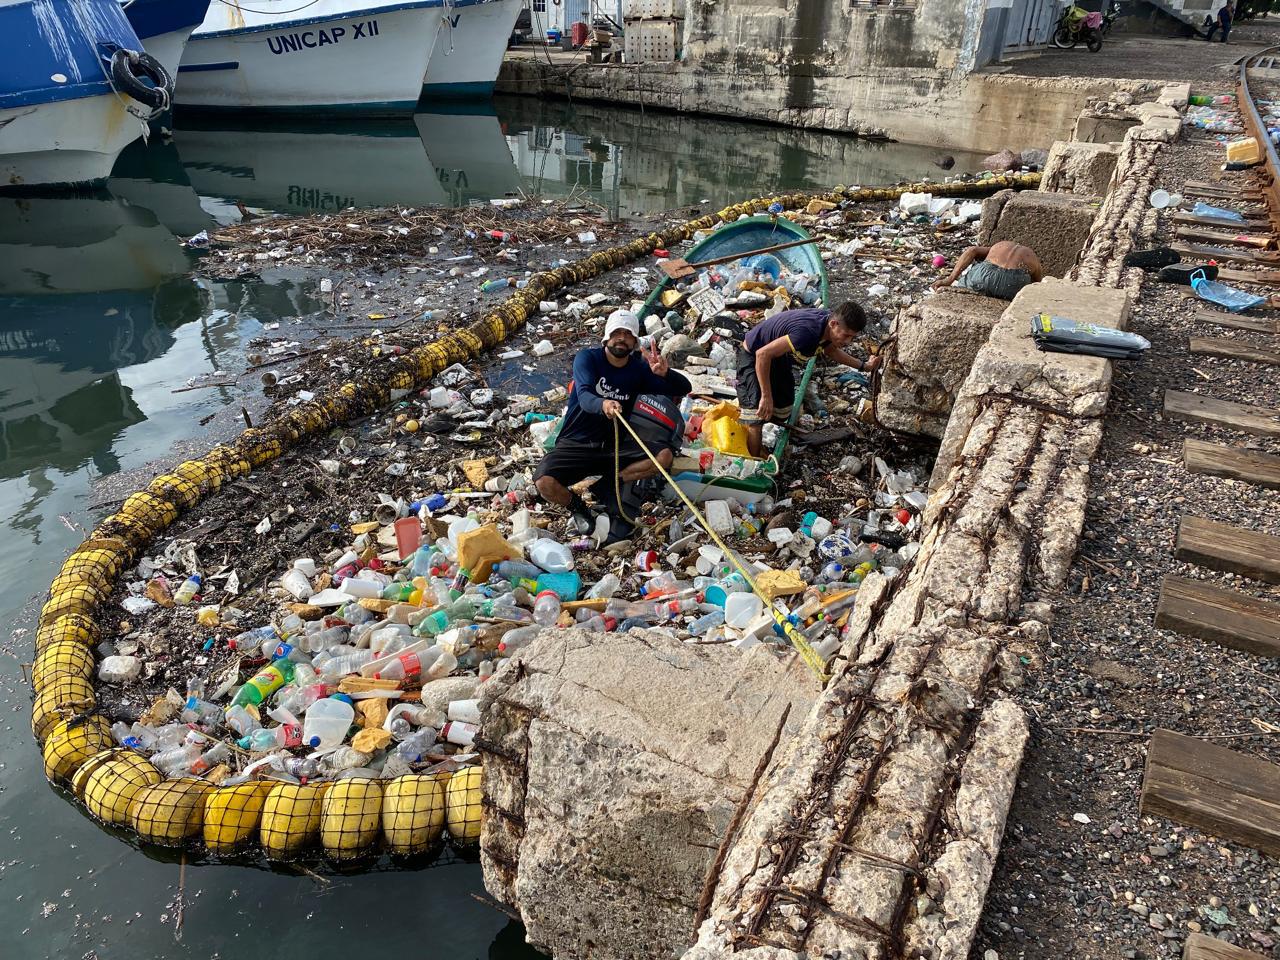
[644,215,829,503]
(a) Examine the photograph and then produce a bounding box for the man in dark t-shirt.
[534,310,691,536]
[735,302,879,457]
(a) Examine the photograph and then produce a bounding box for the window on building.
[533,0,545,11]
[849,0,916,8]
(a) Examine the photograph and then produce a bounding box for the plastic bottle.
[152,743,200,777]
[640,571,680,598]
[441,721,478,747]
[224,704,260,737]
[412,608,452,638]
[820,562,846,583]
[497,624,541,656]
[529,538,574,573]
[241,724,302,752]
[585,573,620,600]
[317,648,374,681]
[231,661,295,707]
[481,277,513,293]
[395,728,439,763]
[173,573,202,606]
[374,649,428,681]
[704,572,749,606]
[532,590,562,627]
[303,696,355,750]
[689,609,726,636]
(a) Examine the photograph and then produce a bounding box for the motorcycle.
[1100,3,1123,35]
[1052,4,1105,52]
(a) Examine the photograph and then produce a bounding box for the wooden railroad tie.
[1194,310,1279,334]
[1173,210,1271,230]
[1155,575,1280,658]
[1163,390,1280,438]
[1141,729,1280,859]
[1183,438,1280,490]
[1184,930,1270,960]
[1189,336,1280,366]
[1174,515,1280,584]
[1173,241,1280,266]
[1217,267,1280,287]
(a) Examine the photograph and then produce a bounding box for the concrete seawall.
[497,57,1161,153]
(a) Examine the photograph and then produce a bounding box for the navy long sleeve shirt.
[558,346,692,447]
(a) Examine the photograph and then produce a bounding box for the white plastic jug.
[725,592,764,629]
[529,538,574,573]
[303,697,354,750]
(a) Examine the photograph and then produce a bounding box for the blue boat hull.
[0,0,152,188]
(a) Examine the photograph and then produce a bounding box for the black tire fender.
[109,49,174,111]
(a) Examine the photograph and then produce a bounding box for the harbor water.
[0,98,977,958]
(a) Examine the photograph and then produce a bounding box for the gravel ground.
[974,105,1280,958]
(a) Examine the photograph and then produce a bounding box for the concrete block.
[1071,112,1139,144]
[478,628,817,960]
[978,191,1099,278]
[1158,82,1191,111]
[1132,100,1180,123]
[932,277,1130,488]
[878,289,1007,439]
[1039,140,1119,197]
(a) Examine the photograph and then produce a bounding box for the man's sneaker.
[602,515,635,546]
[1159,262,1216,285]
[1123,247,1180,271]
[567,493,594,535]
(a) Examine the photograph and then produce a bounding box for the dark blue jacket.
[558,346,691,447]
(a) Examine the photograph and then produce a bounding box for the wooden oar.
[660,236,820,280]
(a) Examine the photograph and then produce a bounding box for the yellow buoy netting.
[27,176,1038,862]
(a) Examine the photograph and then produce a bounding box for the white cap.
[602,309,640,342]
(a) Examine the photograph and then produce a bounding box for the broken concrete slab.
[1040,140,1119,197]
[478,627,818,960]
[878,289,1007,438]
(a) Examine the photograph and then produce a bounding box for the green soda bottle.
[232,661,295,707]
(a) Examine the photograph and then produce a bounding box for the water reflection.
[493,96,982,217]
[178,116,451,212]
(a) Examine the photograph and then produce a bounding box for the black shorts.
[735,346,795,425]
[534,439,647,487]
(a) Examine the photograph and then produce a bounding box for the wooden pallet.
[1189,336,1280,366]
[1185,931,1270,960]
[1141,729,1280,858]
[1156,575,1280,657]
[1194,310,1279,334]
[1175,515,1280,584]
[1184,438,1280,489]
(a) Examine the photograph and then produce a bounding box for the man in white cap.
[534,309,691,536]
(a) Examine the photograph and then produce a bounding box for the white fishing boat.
[422,0,521,98]
[177,0,446,113]
[0,0,172,188]
[121,0,212,82]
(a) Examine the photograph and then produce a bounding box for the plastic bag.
[701,402,754,458]
[1030,314,1151,360]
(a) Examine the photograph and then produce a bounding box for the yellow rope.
[612,415,829,681]
[612,417,637,527]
